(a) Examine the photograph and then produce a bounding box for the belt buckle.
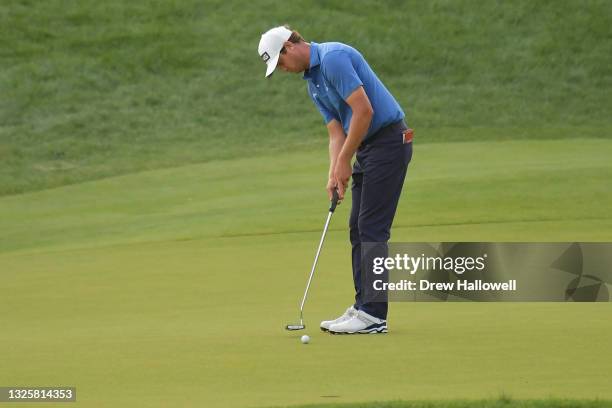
[402,128,414,144]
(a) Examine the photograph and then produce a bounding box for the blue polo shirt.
[303,42,405,141]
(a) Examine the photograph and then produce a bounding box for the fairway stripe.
[4,216,610,257]
[218,216,612,239]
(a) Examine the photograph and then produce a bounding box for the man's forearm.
[338,110,372,162]
[328,135,344,178]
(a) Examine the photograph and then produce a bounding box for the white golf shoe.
[328,309,387,334]
[320,306,357,332]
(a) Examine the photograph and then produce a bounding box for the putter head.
[285,324,305,331]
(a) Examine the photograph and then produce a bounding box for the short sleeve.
[308,86,337,124]
[320,51,364,101]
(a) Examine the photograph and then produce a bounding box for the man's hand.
[333,155,352,200]
[326,178,338,201]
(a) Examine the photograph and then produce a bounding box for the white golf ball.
[301,335,310,344]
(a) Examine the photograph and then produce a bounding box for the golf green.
[1,139,611,407]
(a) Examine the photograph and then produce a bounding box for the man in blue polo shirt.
[258,26,413,334]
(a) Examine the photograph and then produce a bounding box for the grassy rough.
[1,0,611,195]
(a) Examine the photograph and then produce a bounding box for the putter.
[286,189,340,331]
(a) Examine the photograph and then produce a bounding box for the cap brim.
[264,52,280,78]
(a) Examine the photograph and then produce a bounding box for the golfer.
[258,26,412,334]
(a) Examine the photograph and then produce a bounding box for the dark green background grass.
[1,0,611,195]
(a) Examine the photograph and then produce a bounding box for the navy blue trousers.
[350,120,412,320]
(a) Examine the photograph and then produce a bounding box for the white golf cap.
[258,26,292,78]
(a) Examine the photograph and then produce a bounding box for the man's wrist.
[338,150,353,163]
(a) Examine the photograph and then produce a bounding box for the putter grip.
[329,189,339,213]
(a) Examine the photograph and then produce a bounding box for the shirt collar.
[303,42,320,80]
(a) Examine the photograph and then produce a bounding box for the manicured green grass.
[1,140,611,407]
[280,399,612,408]
[1,0,611,195]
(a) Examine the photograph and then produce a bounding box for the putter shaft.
[298,210,333,319]
[286,190,339,331]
